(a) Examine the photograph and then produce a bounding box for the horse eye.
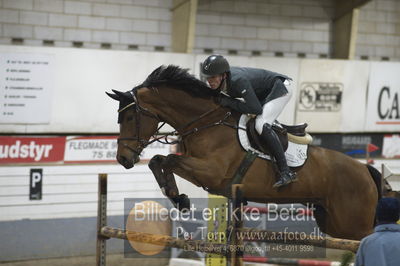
[126,116,134,121]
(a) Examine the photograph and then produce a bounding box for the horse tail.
[366,164,382,200]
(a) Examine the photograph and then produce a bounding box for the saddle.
[246,118,309,155]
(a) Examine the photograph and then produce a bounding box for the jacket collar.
[375,223,400,232]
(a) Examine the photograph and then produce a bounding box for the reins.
[117,90,238,153]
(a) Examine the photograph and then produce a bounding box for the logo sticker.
[299,82,343,112]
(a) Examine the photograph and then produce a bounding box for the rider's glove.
[214,94,231,107]
[213,95,222,105]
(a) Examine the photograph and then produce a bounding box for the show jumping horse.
[107,65,381,241]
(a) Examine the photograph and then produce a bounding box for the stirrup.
[273,171,297,188]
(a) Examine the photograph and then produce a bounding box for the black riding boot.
[261,124,297,188]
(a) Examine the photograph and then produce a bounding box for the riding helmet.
[201,55,230,77]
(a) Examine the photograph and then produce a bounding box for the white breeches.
[255,80,293,134]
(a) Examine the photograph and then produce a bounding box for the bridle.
[117,89,237,156]
[117,90,161,156]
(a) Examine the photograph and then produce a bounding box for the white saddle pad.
[238,115,308,167]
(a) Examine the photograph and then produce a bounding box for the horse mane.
[139,65,217,98]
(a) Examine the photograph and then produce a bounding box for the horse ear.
[106,91,119,101]
[112,89,129,99]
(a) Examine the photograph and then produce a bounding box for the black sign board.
[311,133,384,158]
[30,169,42,200]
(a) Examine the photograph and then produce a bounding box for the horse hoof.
[178,194,190,211]
[173,194,190,211]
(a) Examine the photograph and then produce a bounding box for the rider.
[201,54,297,188]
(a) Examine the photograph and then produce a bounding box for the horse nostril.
[117,155,135,169]
[117,155,127,164]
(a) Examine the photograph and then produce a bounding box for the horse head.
[107,65,222,169]
[106,88,160,169]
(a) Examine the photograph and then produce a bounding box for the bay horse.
[107,65,381,241]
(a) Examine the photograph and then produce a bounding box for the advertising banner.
[365,62,400,132]
[295,60,369,132]
[63,136,172,163]
[64,136,118,163]
[311,133,383,158]
[0,136,65,164]
[0,135,172,165]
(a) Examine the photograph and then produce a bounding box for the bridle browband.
[116,88,237,156]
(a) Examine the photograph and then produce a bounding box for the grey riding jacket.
[220,67,291,115]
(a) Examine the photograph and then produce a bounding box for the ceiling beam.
[171,0,198,53]
[334,0,371,19]
[332,0,371,59]
[332,9,359,59]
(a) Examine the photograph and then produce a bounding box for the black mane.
[138,65,216,98]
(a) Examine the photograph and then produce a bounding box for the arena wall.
[1,45,399,133]
[0,0,399,60]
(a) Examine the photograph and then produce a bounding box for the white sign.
[365,62,400,131]
[382,134,400,158]
[64,136,172,163]
[0,53,54,124]
[295,60,369,132]
[64,136,118,162]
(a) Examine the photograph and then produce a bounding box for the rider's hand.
[213,95,222,105]
[214,94,230,106]
[220,95,232,107]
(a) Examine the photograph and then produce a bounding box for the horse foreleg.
[149,155,178,197]
[148,155,190,210]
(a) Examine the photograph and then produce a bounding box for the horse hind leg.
[311,205,353,239]
[312,204,357,239]
[317,202,374,240]
[148,155,190,210]
[313,204,327,235]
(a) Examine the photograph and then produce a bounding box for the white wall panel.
[365,62,400,132]
[0,45,195,134]
[339,61,370,132]
[0,46,398,134]
[0,162,207,221]
[295,59,369,132]
[0,163,163,221]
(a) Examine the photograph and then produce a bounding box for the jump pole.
[100,226,233,256]
[96,173,108,266]
[237,227,360,253]
[242,256,349,266]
